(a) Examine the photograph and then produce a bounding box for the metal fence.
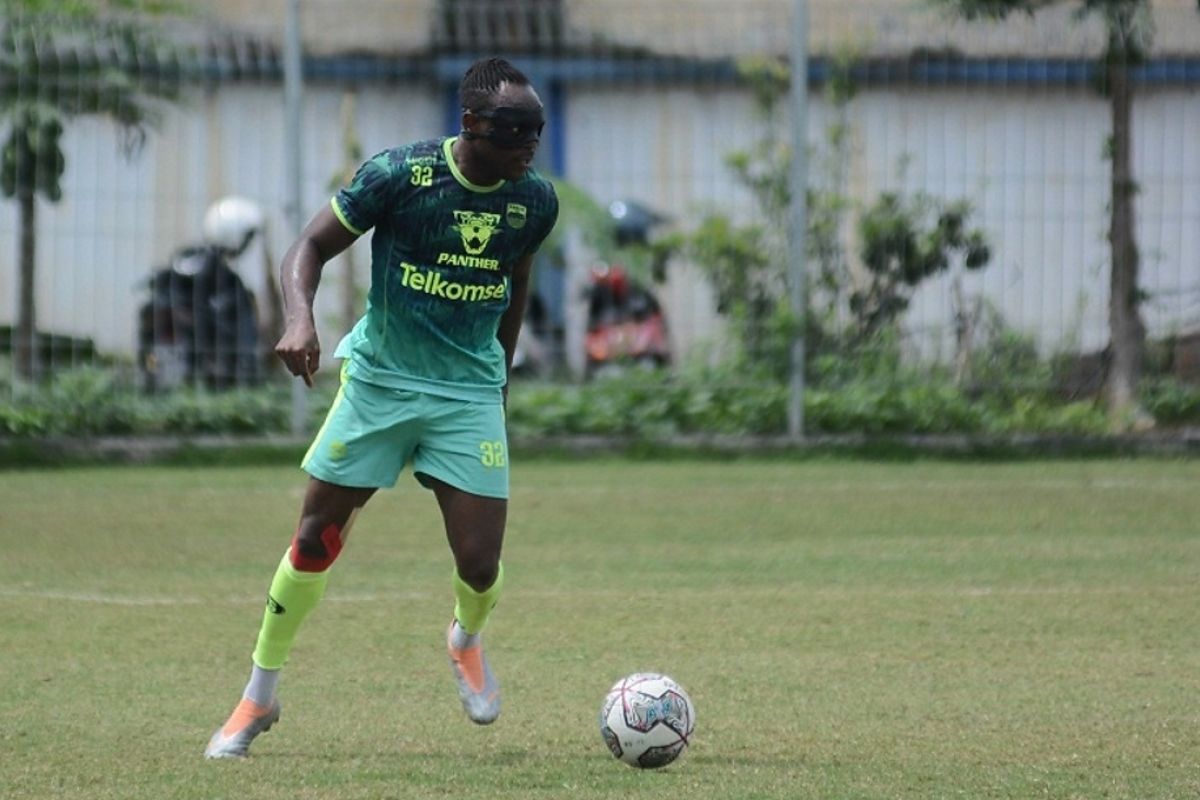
[2,0,1199,414]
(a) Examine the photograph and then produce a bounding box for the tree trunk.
[951,273,980,388]
[1105,51,1145,417]
[15,188,38,380]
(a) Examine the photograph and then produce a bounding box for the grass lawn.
[1,457,1198,799]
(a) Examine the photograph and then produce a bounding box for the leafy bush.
[0,364,291,437]
[967,328,1054,402]
[0,403,51,436]
[0,359,1171,444]
[507,365,1108,439]
[806,382,984,434]
[1140,378,1200,426]
[154,388,291,434]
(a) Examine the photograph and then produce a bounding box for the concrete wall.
[2,76,1196,367]
[3,1,1198,370]
[182,0,1200,59]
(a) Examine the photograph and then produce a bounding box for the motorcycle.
[583,264,670,378]
[136,244,262,392]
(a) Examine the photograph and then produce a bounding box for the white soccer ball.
[598,672,696,769]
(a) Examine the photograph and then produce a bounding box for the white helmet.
[203,196,264,256]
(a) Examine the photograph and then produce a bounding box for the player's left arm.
[497,252,535,388]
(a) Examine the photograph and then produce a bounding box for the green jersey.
[330,137,559,401]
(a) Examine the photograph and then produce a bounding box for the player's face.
[469,83,544,180]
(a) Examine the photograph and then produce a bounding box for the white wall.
[856,86,1200,357]
[0,82,441,358]
[2,78,1197,367]
[564,83,1200,364]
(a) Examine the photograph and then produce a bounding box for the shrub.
[0,361,1175,444]
[1140,378,1200,426]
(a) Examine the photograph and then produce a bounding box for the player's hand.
[275,322,320,387]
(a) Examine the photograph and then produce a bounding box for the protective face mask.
[472,106,545,150]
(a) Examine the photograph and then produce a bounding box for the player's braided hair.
[459,57,531,112]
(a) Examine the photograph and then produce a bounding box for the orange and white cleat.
[446,621,501,725]
[204,697,281,759]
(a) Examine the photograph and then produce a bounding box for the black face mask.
[467,106,545,150]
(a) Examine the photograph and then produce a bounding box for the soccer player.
[204,57,559,759]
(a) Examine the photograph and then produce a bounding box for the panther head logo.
[453,211,502,256]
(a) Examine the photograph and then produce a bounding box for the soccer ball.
[598,672,696,769]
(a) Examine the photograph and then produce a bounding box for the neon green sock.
[251,550,330,670]
[453,563,504,635]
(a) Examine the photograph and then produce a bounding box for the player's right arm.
[275,205,359,386]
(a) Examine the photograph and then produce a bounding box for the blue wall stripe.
[284,54,1200,88]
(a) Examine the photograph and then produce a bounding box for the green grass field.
[1,457,1198,799]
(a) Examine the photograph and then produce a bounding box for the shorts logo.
[329,440,348,460]
[453,210,502,255]
[506,203,527,229]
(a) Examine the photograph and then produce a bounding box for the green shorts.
[301,373,509,499]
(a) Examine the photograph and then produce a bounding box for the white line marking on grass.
[0,588,432,607]
[0,589,208,606]
[1,584,1190,607]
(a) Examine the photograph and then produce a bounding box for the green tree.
[1,0,187,378]
[670,57,990,381]
[931,0,1198,419]
[663,57,796,379]
[852,192,990,339]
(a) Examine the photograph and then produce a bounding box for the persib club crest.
[506,202,527,229]
[453,210,502,255]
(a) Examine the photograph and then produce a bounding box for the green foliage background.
[3,357,1199,447]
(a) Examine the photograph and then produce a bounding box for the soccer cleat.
[446,621,501,725]
[204,697,281,759]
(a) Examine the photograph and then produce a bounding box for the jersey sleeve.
[525,182,560,254]
[331,150,397,236]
